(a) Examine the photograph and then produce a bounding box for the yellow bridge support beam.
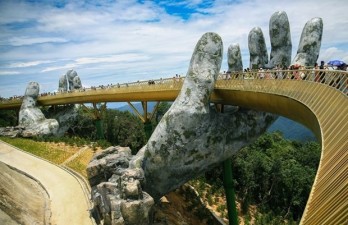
[127,101,161,124]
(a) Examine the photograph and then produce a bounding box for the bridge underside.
[212,88,321,141]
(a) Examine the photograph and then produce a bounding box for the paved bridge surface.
[1,69,347,225]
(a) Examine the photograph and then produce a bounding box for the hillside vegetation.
[0,105,320,224]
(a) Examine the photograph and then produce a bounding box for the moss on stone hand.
[185,88,191,97]
[183,129,196,139]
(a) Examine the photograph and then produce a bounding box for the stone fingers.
[248,11,292,69]
[248,27,268,69]
[228,43,243,72]
[247,11,323,69]
[269,11,292,68]
[292,17,323,67]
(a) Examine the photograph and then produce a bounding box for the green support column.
[223,159,238,225]
[95,119,104,140]
[144,121,153,140]
[216,103,238,225]
[91,102,107,140]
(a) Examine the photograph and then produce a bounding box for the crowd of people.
[220,61,347,83]
[1,63,347,102]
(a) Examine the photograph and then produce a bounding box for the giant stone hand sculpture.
[58,69,82,92]
[140,33,275,200]
[19,82,59,137]
[87,11,323,225]
[87,33,276,225]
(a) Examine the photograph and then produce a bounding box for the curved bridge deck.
[1,69,347,224]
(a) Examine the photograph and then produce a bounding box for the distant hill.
[116,103,316,142]
[267,116,316,142]
[117,102,160,113]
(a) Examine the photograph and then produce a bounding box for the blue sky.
[0,0,347,98]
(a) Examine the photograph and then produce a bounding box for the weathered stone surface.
[88,32,277,225]
[123,180,141,199]
[0,126,24,137]
[248,27,268,69]
[87,12,325,223]
[141,32,276,200]
[269,11,292,68]
[58,69,82,91]
[88,146,154,225]
[72,75,82,89]
[292,17,323,67]
[227,43,243,72]
[18,82,58,137]
[66,69,79,90]
[45,105,79,136]
[58,74,68,92]
[248,11,322,69]
[87,146,132,186]
[120,195,154,225]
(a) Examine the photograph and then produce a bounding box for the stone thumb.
[176,32,223,108]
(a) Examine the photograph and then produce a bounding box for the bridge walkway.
[0,69,347,225]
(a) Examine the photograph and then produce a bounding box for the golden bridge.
[1,69,347,225]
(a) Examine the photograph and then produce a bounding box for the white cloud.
[8,37,68,46]
[75,54,151,65]
[41,63,77,73]
[0,0,347,98]
[8,60,54,68]
[319,47,348,64]
[0,71,20,75]
[41,53,151,72]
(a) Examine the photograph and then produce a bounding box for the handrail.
[0,69,347,109]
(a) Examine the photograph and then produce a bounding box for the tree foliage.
[231,132,321,222]
[68,106,97,139]
[103,109,146,154]
[152,102,172,126]
[66,107,146,154]
[0,109,17,127]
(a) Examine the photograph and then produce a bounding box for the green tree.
[68,107,97,139]
[0,109,17,127]
[103,109,146,154]
[231,132,320,222]
[152,102,171,125]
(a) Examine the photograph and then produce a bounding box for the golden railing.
[214,69,348,225]
[0,69,346,108]
[0,69,347,224]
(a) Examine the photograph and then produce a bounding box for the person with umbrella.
[327,60,347,71]
[328,60,346,67]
